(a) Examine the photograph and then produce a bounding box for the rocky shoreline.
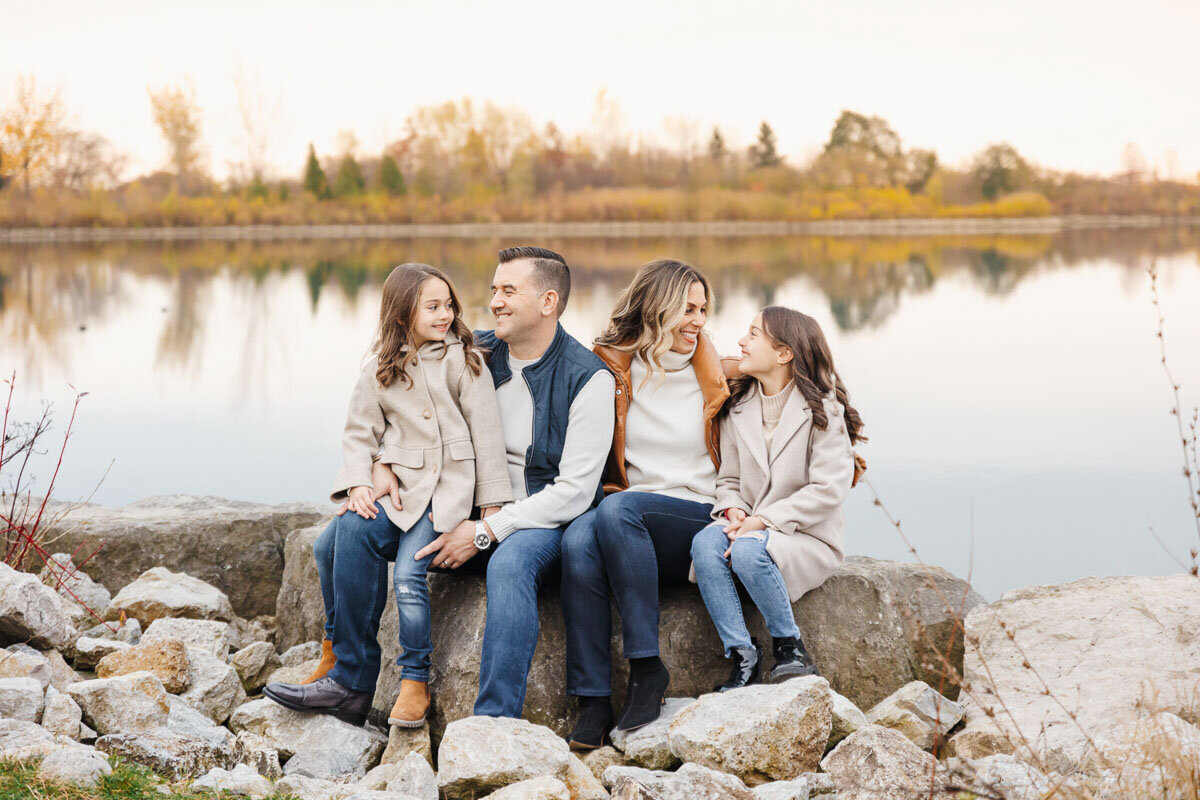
[3,494,1198,799]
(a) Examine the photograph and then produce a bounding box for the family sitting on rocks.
[262,246,866,753]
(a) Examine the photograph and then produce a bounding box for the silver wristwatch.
[474,520,493,550]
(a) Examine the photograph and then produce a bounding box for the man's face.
[489,259,545,342]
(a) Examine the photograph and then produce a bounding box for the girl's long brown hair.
[719,306,866,444]
[373,263,483,388]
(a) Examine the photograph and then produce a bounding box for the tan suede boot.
[300,639,336,685]
[388,679,431,727]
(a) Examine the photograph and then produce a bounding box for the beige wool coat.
[691,384,855,601]
[331,333,512,533]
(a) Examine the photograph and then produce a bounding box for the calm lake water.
[3,229,1199,600]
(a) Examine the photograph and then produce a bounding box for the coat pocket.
[382,445,424,469]
[448,440,475,461]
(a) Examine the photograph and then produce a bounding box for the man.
[265,246,614,724]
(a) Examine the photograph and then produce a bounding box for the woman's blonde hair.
[595,258,712,387]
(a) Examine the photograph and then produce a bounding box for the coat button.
[422,409,431,419]
[432,464,438,473]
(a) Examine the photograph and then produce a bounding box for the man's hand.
[336,462,401,517]
[415,518,479,570]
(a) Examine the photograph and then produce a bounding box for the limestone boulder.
[179,646,246,723]
[275,523,329,650]
[358,752,437,800]
[165,694,236,748]
[603,763,756,800]
[820,724,951,800]
[582,746,632,781]
[957,574,1200,772]
[143,617,236,660]
[563,754,609,800]
[0,718,83,762]
[667,676,833,784]
[0,676,44,722]
[42,648,82,690]
[0,642,53,687]
[41,495,325,618]
[281,640,322,665]
[67,671,170,734]
[38,554,112,628]
[191,763,274,798]
[482,776,571,800]
[750,773,835,800]
[950,754,1054,800]
[232,641,280,692]
[232,731,283,779]
[228,697,386,763]
[0,561,77,650]
[72,636,131,670]
[96,636,191,693]
[829,690,867,749]
[610,777,667,800]
[275,774,358,800]
[37,746,112,787]
[96,726,234,780]
[107,567,236,626]
[436,716,573,797]
[611,697,695,769]
[284,747,380,781]
[380,723,433,768]
[42,686,83,739]
[864,680,963,750]
[78,618,141,645]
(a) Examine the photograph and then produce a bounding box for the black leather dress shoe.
[262,676,374,726]
[567,696,614,751]
[615,660,670,732]
[769,636,820,682]
[714,639,763,692]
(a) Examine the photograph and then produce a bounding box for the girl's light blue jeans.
[690,522,800,655]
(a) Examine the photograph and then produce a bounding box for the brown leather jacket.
[593,332,732,495]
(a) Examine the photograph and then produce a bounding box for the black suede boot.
[713,639,762,692]
[769,636,819,682]
[567,695,614,751]
[615,656,670,732]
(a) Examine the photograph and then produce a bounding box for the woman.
[560,258,730,749]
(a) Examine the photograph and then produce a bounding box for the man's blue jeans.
[561,491,713,697]
[444,526,564,718]
[314,503,438,693]
[690,522,800,655]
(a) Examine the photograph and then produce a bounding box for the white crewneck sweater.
[623,345,717,504]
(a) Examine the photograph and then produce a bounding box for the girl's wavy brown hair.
[373,263,483,388]
[720,306,866,444]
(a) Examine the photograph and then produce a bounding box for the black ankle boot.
[714,639,763,692]
[769,636,819,682]
[615,657,670,731]
[567,696,614,751]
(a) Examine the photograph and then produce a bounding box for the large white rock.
[0,718,82,761]
[951,754,1054,800]
[96,636,192,693]
[829,690,867,748]
[231,641,280,692]
[284,747,379,780]
[79,618,142,645]
[563,753,609,800]
[179,646,246,723]
[0,676,44,722]
[820,724,950,800]
[96,726,235,780]
[232,730,283,779]
[0,643,53,687]
[143,617,236,660]
[482,776,571,800]
[275,774,358,800]
[603,763,756,800]
[42,648,82,691]
[107,567,236,625]
[864,680,963,750]
[42,686,83,739]
[358,751,437,800]
[37,746,112,787]
[751,773,835,800]
[228,697,386,762]
[165,694,236,748]
[72,636,131,670]
[667,676,833,784]
[437,716,573,797]
[0,561,77,650]
[280,641,322,665]
[67,671,170,734]
[380,722,433,767]
[191,763,274,798]
[610,696,695,769]
[39,554,112,628]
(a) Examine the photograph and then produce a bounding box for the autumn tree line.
[2,76,1198,228]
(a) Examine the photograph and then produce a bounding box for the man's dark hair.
[498,245,571,316]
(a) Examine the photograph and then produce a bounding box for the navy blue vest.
[475,324,609,508]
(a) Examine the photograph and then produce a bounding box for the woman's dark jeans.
[561,490,713,697]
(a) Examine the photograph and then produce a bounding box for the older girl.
[690,307,865,690]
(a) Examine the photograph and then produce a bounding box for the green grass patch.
[0,758,299,800]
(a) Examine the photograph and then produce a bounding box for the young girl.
[266,263,511,728]
[690,306,866,691]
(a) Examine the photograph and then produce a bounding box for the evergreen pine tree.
[333,155,366,197]
[750,121,782,168]
[303,144,328,198]
[379,154,406,196]
[708,127,728,161]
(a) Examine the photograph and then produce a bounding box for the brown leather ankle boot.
[300,639,336,685]
[388,679,431,728]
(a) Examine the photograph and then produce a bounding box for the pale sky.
[7,0,1199,182]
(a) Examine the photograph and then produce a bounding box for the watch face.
[475,532,491,549]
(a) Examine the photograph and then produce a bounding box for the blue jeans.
[443,526,564,718]
[561,491,713,697]
[690,522,800,655]
[323,503,438,692]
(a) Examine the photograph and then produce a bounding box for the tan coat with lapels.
[331,332,512,533]
[692,383,855,601]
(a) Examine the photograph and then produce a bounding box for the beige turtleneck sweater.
[761,381,794,450]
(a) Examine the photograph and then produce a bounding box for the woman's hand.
[347,486,378,519]
[336,462,401,517]
[722,514,766,557]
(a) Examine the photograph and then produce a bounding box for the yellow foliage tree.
[147,82,205,192]
[0,74,66,194]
